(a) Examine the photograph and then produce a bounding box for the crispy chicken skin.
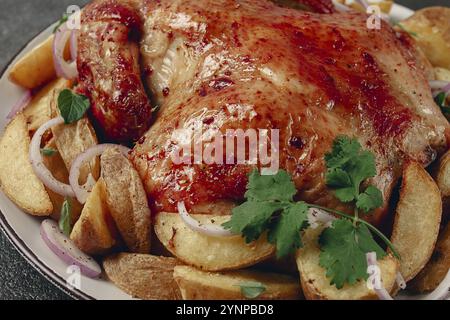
[79,0,450,226]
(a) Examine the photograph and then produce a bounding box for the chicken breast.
[79,0,450,226]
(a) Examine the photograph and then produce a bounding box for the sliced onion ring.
[366,252,394,300]
[333,1,350,12]
[420,269,450,300]
[307,208,336,229]
[69,144,130,204]
[8,90,32,120]
[429,80,450,92]
[41,219,101,278]
[70,30,78,61]
[29,117,76,197]
[178,202,235,237]
[396,272,407,290]
[53,23,78,80]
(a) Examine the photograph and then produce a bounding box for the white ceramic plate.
[0,4,443,300]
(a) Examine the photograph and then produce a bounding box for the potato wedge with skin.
[101,148,151,253]
[103,253,182,300]
[154,213,275,271]
[9,35,56,89]
[0,114,52,216]
[23,78,71,132]
[391,161,442,282]
[409,223,450,293]
[42,139,82,223]
[296,228,398,300]
[436,150,450,198]
[174,265,302,300]
[71,178,117,255]
[52,117,99,184]
[401,7,450,69]
[434,67,450,82]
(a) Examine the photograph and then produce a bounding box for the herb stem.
[308,204,400,259]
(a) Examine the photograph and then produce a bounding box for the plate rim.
[0,3,420,301]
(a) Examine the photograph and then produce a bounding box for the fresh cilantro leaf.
[53,13,69,34]
[325,137,379,211]
[223,201,284,243]
[41,148,57,157]
[245,169,297,202]
[319,219,386,289]
[59,198,72,237]
[58,89,90,124]
[236,282,266,299]
[356,186,383,213]
[268,202,309,258]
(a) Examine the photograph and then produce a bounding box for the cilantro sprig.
[435,91,450,120]
[57,89,91,124]
[59,198,72,237]
[236,282,266,299]
[223,136,399,289]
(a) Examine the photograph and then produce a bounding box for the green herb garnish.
[434,91,450,119]
[223,136,399,288]
[53,13,69,34]
[236,282,266,299]
[57,89,90,124]
[59,198,72,237]
[40,148,57,157]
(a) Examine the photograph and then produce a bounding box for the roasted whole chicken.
[77,0,450,226]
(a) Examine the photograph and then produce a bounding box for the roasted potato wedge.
[391,161,442,282]
[154,213,275,271]
[434,67,450,82]
[23,78,71,132]
[436,150,450,198]
[401,7,450,69]
[174,265,302,300]
[9,35,56,89]
[296,228,398,300]
[42,139,82,222]
[0,114,52,215]
[101,148,151,253]
[409,223,450,293]
[71,178,117,255]
[103,253,181,300]
[52,117,99,184]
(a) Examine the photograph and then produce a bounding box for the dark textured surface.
[0,0,447,301]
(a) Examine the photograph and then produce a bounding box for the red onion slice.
[178,202,235,237]
[29,117,76,197]
[70,30,78,61]
[40,219,101,278]
[7,90,32,120]
[429,80,450,92]
[366,252,394,300]
[396,272,407,290]
[333,1,350,12]
[69,144,130,204]
[53,23,78,80]
[307,208,336,229]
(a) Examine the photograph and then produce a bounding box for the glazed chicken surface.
[78,0,450,225]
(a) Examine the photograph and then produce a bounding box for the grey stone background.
[0,0,448,300]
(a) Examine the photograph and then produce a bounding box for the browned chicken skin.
[79,0,450,226]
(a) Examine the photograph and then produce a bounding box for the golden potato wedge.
[391,161,442,282]
[0,114,52,215]
[103,253,182,300]
[174,265,302,300]
[296,228,398,300]
[434,67,450,82]
[436,150,450,198]
[23,78,71,132]
[52,117,99,184]
[42,139,82,223]
[401,7,450,69]
[409,223,450,293]
[71,178,117,255]
[154,213,275,271]
[101,148,151,253]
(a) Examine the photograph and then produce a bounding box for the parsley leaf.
[53,13,69,34]
[222,169,308,257]
[58,89,90,124]
[268,202,309,258]
[59,198,72,237]
[236,282,266,299]
[41,148,57,157]
[325,136,379,213]
[319,219,386,289]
